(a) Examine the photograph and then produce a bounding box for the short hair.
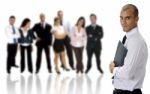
[40,13,45,17]
[9,15,15,19]
[90,13,97,19]
[58,10,62,13]
[122,4,139,17]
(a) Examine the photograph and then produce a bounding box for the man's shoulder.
[96,25,102,29]
[86,25,92,29]
[128,33,146,48]
[33,23,40,27]
[46,23,51,27]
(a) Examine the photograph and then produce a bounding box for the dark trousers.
[86,47,102,72]
[61,36,74,69]
[73,47,84,72]
[113,89,142,94]
[6,44,18,73]
[20,45,33,73]
[36,45,51,72]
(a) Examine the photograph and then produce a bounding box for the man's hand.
[37,37,41,41]
[109,61,115,73]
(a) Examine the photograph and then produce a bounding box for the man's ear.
[136,16,139,22]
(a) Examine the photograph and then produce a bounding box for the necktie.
[60,20,63,26]
[12,26,17,43]
[41,23,44,29]
[122,35,127,44]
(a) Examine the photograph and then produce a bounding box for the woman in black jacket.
[18,18,35,73]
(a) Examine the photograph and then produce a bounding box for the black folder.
[114,41,128,67]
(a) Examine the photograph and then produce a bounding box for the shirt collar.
[9,25,14,28]
[126,27,138,39]
[41,22,46,25]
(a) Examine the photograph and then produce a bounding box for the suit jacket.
[18,29,35,44]
[32,23,52,46]
[86,25,103,49]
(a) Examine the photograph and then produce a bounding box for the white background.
[0,0,150,94]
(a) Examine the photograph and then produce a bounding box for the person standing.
[109,4,148,94]
[5,15,19,74]
[32,13,52,73]
[18,18,34,73]
[71,17,87,73]
[85,14,104,74]
[57,10,75,70]
[51,17,70,74]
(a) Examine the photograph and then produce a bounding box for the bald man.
[109,4,148,94]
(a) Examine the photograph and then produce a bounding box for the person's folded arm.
[115,42,142,80]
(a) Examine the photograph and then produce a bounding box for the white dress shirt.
[113,27,148,91]
[5,25,20,44]
[41,22,46,29]
[62,19,72,37]
[71,26,87,47]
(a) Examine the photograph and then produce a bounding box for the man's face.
[120,9,138,32]
[9,18,15,25]
[58,11,63,20]
[40,14,45,23]
[90,16,96,25]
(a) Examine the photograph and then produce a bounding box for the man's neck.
[91,24,96,27]
[10,24,14,26]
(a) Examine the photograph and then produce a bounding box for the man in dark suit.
[32,13,52,73]
[85,14,104,74]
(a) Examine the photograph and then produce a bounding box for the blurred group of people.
[5,10,104,75]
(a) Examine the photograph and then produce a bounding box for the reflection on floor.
[6,74,103,94]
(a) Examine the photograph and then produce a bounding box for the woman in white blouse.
[71,17,87,73]
[51,17,70,74]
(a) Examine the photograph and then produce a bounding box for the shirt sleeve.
[115,40,143,80]
[5,27,20,39]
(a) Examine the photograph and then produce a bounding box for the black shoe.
[21,71,24,73]
[76,70,79,74]
[56,71,61,74]
[81,70,84,74]
[29,71,33,74]
[64,68,70,71]
[29,70,33,74]
[12,65,19,68]
[61,65,65,70]
[71,67,75,70]
[48,70,52,73]
[7,71,11,74]
[99,69,104,74]
[35,71,39,74]
[85,69,89,74]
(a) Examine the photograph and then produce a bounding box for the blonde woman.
[51,17,70,74]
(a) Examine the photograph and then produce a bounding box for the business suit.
[85,25,104,74]
[18,29,35,73]
[32,22,52,73]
